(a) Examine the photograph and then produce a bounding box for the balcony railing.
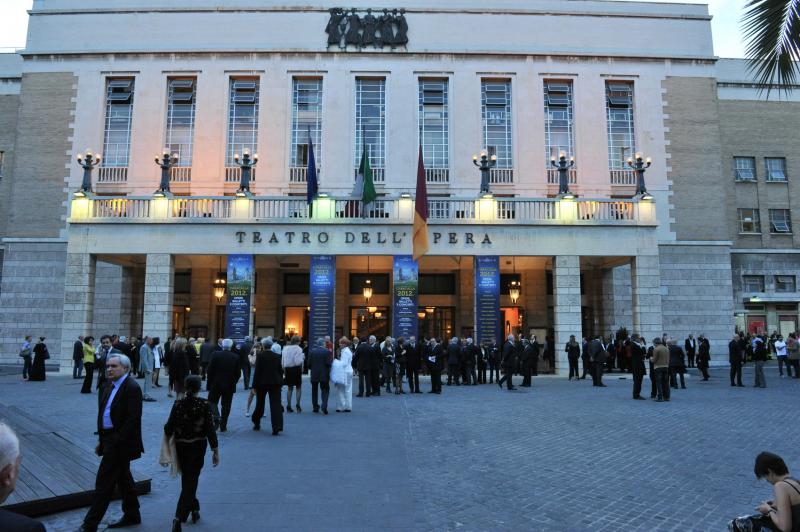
[609,169,636,185]
[169,167,192,183]
[97,167,128,183]
[425,168,450,184]
[71,196,654,226]
[225,167,256,183]
[351,168,385,183]
[546,168,578,185]
[489,168,514,184]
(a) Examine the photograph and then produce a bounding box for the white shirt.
[102,373,128,429]
[775,340,787,357]
[340,347,354,374]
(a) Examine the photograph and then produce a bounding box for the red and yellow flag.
[412,145,429,261]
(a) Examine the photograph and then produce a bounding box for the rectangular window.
[174,271,191,294]
[544,80,575,165]
[102,78,135,167]
[605,82,634,170]
[354,78,386,171]
[283,273,310,294]
[775,275,796,293]
[349,273,390,295]
[165,78,196,166]
[419,273,456,295]
[765,157,787,181]
[743,275,765,292]
[769,209,792,233]
[481,79,512,169]
[734,157,756,181]
[226,78,260,166]
[291,78,323,168]
[738,208,761,233]
[418,79,449,170]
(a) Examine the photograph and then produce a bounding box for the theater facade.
[1,0,798,373]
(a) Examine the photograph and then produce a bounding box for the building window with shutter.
[102,78,135,167]
[737,208,761,233]
[226,78,260,166]
[605,82,634,170]
[765,157,787,181]
[769,209,792,233]
[733,157,756,181]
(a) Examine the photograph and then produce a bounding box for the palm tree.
[742,0,800,94]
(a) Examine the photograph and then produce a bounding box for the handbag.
[159,433,181,478]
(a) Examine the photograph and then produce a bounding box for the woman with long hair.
[169,337,190,399]
[164,376,219,532]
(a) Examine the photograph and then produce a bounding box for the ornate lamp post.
[472,151,497,195]
[627,152,653,200]
[508,257,521,304]
[233,148,258,197]
[74,149,102,197]
[550,150,575,199]
[153,150,178,197]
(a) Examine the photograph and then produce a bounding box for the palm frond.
[741,0,800,96]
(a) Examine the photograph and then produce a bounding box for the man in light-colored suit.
[138,337,156,402]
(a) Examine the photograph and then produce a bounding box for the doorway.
[418,306,454,342]
[501,307,525,337]
[283,306,310,340]
[350,306,390,340]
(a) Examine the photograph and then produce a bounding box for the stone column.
[631,255,663,344]
[142,254,174,341]
[553,256,582,376]
[61,253,97,372]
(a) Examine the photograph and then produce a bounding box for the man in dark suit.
[729,334,745,387]
[589,336,607,387]
[405,336,422,393]
[521,338,534,387]
[685,334,697,368]
[446,337,462,385]
[73,335,85,379]
[0,423,46,531]
[80,353,143,532]
[498,334,516,390]
[237,336,254,390]
[199,338,215,381]
[426,338,443,393]
[252,337,284,435]
[206,339,240,432]
[354,336,373,397]
[368,336,382,396]
[309,338,333,414]
[629,335,647,400]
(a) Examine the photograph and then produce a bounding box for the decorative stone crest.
[326,7,409,50]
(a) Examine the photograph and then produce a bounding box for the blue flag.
[306,129,319,205]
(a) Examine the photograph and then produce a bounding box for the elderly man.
[138,337,156,402]
[651,338,671,402]
[207,339,241,432]
[80,353,144,531]
[309,338,333,415]
[252,337,284,435]
[0,423,46,531]
[498,334,517,390]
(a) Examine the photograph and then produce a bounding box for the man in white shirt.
[775,335,791,377]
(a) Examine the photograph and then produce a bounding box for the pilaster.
[631,255,663,344]
[553,255,582,376]
[142,253,174,341]
[60,252,96,371]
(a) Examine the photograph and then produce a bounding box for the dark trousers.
[649,361,657,397]
[632,362,645,398]
[777,357,791,377]
[96,364,106,391]
[311,380,330,411]
[83,437,140,528]
[698,364,710,380]
[466,365,477,385]
[498,370,514,390]
[406,368,420,392]
[81,362,94,393]
[200,362,209,380]
[687,353,695,368]
[241,365,251,389]
[581,357,591,378]
[477,363,486,383]
[370,369,381,395]
[488,363,499,383]
[655,367,670,400]
[593,361,605,386]
[383,363,395,391]
[521,366,532,386]
[358,371,372,396]
[429,368,442,392]
[21,355,32,379]
[669,368,685,388]
[175,440,206,522]
[568,357,579,379]
[791,360,800,378]
[253,385,283,431]
[207,389,233,430]
[730,361,743,386]
[447,364,460,385]
[73,358,84,378]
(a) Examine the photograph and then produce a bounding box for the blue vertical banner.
[392,255,419,340]
[225,254,254,342]
[309,255,336,343]
[474,256,501,345]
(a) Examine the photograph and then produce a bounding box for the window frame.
[737,208,761,234]
[543,79,575,166]
[742,275,765,293]
[102,77,135,168]
[354,77,387,171]
[290,77,323,169]
[481,79,513,169]
[733,156,757,181]
[605,81,635,170]
[164,77,197,167]
[769,209,793,234]
[226,77,260,167]
[418,78,450,170]
[775,275,797,293]
[765,157,787,182]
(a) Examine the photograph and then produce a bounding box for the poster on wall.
[392,255,418,340]
[224,254,253,342]
[309,255,336,343]
[474,256,501,346]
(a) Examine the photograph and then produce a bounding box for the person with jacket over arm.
[206,339,240,432]
[354,337,374,397]
[498,334,517,390]
[251,337,284,433]
[163,375,219,532]
[309,338,333,414]
[405,336,422,393]
[728,334,745,387]
[80,353,143,532]
[629,335,647,400]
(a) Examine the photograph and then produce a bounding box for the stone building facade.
[0,0,796,373]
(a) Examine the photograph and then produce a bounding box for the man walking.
[406,336,422,393]
[309,338,332,414]
[252,337,284,435]
[138,337,156,402]
[498,334,516,390]
[73,335,85,379]
[80,354,143,532]
[728,333,744,387]
[775,335,790,377]
[630,334,647,400]
[684,334,697,368]
[199,338,215,381]
[207,339,240,431]
[651,338,670,402]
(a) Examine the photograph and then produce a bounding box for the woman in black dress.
[28,337,49,381]
[169,338,190,399]
[164,376,219,532]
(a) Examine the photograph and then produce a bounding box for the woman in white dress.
[332,337,354,412]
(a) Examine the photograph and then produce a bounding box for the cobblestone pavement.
[1,364,798,531]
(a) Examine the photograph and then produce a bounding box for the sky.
[0,0,748,58]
